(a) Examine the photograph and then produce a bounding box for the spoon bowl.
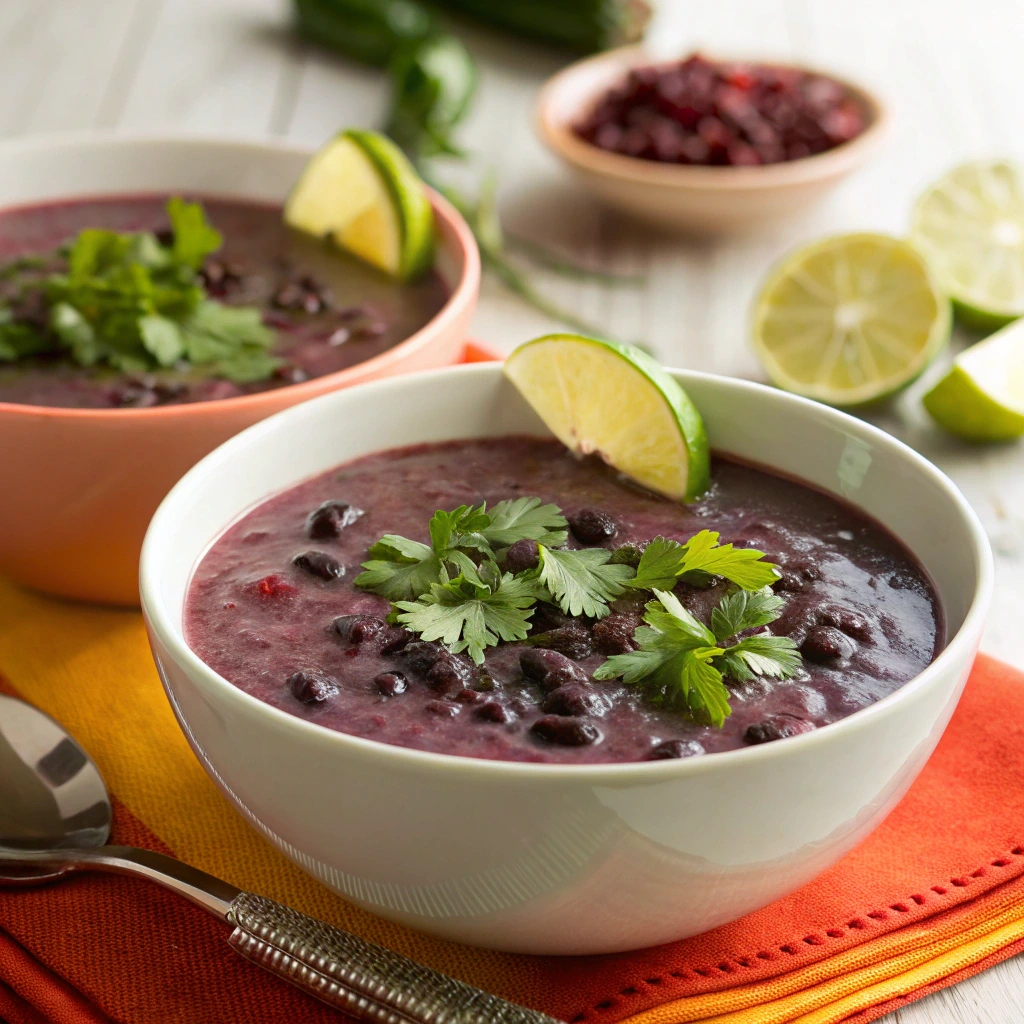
[0,693,110,854]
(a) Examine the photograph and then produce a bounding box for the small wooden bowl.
[536,47,890,235]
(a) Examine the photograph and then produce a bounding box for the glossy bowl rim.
[0,132,481,419]
[535,46,891,190]
[141,362,993,782]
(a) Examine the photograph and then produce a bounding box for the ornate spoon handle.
[227,891,562,1024]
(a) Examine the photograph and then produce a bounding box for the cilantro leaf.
[354,534,442,601]
[597,643,730,727]
[68,229,132,279]
[354,507,496,602]
[369,535,433,561]
[481,497,568,548]
[139,314,185,366]
[50,302,98,364]
[535,544,633,619]
[428,504,493,557]
[627,536,686,590]
[353,555,444,601]
[0,311,46,361]
[214,351,282,383]
[669,648,733,726]
[641,588,717,645]
[677,529,780,590]
[717,634,802,683]
[167,197,223,270]
[394,566,537,664]
[627,530,780,593]
[594,587,801,728]
[710,587,786,642]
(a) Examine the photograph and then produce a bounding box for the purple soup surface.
[185,437,943,765]
[0,195,448,409]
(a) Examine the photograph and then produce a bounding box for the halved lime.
[752,233,951,407]
[503,334,710,501]
[284,129,434,280]
[923,318,1024,441]
[912,160,1024,329]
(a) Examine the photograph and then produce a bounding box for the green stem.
[505,234,645,285]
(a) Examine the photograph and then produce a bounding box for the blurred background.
[3,0,1020,366]
[6,0,1022,636]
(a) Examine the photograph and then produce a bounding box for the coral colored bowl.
[0,135,480,606]
[535,47,889,235]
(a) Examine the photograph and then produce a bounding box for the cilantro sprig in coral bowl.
[0,197,278,382]
[354,498,802,728]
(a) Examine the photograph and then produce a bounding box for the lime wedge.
[752,233,951,407]
[503,334,710,501]
[284,129,434,280]
[912,160,1024,329]
[923,318,1024,441]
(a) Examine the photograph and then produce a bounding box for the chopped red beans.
[575,54,868,167]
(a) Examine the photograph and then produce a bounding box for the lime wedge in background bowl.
[911,160,1024,330]
[923,318,1024,441]
[284,129,435,280]
[752,233,951,407]
[503,333,710,501]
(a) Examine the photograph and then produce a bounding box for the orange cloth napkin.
[2,583,1024,1024]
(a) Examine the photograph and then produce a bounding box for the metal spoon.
[0,694,559,1024]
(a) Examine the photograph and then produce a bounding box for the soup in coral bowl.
[140,362,990,954]
[0,134,479,605]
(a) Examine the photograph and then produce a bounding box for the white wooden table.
[5,0,1022,1019]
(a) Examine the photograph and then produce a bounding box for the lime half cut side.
[503,334,710,502]
[912,160,1024,329]
[284,129,435,281]
[923,318,1024,442]
[752,233,951,407]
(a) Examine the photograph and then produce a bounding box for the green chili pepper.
[429,0,651,53]
[293,0,435,67]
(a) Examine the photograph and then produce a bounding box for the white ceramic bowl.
[536,47,889,234]
[140,364,991,955]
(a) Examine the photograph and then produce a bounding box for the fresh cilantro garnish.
[710,587,786,639]
[594,587,801,727]
[716,634,803,684]
[355,500,801,720]
[623,536,687,590]
[0,308,47,361]
[535,544,633,618]
[355,499,566,600]
[428,503,493,559]
[479,497,567,548]
[0,198,277,380]
[352,534,442,601]
[167,195,223,269]
[354,504,489,601]
[628,530,780,592]
[393,562,539,664]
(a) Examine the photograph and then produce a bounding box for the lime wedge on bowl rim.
[503,334,710,502]
[912,159,1024,330]
[752,233,951,407]
[284,128,435,281]
[923,317,1024,442]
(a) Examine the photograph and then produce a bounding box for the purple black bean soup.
[0,195,448,409]
[184,436,943,765]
